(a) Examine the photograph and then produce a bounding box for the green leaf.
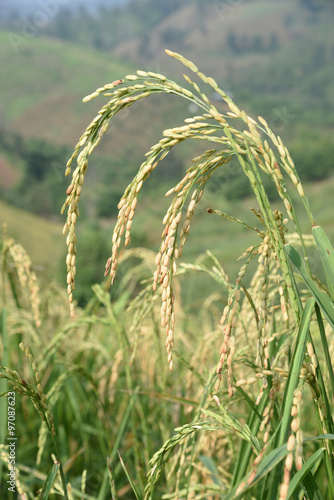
[279,297,315,445]
[39,462,61,500]
[118,451,141,500]
[304,433,334,442]
[229,436,334,500]
[312,225,334,301]
[267,297,315,499]
[287,448,325,499]
[110,390,137,462]
[315,304,334,406]
[226,444,289,500]
[285,245,334,328]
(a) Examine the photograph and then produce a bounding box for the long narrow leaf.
[229,434,334,500]
[267,297,315,499]
[118,451,141,500]
[312,225,334,301]
[39,462,61,500]
[279,297,315,444]
[225,444,289,500]
[315,304,334,402]
[285,245,334,328]
[287,448,325,499]
[110,391,137,461]
[304,434,334,442]
[199,455,224,488]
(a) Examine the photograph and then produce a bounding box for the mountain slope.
[0,199,63,281]
[0,32,134,144]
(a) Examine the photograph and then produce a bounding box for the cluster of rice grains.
[279,387,303,500]
[1,229,41,328]
[0,341,55,439]
[63,52,316,490]
[64,49,312,367]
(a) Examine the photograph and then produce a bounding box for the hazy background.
[0,0,333,304]
[0,0,130,17]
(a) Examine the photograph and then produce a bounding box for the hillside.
[0,199,63,282]
[2,1,334,139]
[113,1,302,74]
[112,1,334,132]
[1,0,333,186]
[0,32,133,144]
[0,31,192,219]
[1,0,334,298]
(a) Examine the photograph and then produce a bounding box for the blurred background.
[0,0,333,306]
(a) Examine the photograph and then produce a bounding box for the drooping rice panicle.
[63,51,317,378]
[2,230,41,327]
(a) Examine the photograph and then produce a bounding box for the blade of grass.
[97,468,110,500]
[315,303,334,402]
[39,462,61,500]
[267,297,315,499]
[302,473,326,500]
[199,455,224,488]
[308,335,334,436]
[304,434,334,443]
[287,448,325,499]
[312,225,334,301]
[285,245,334,327]
[111,390,138,462]
[231,389,267,487]
[97,391,138,500]
[225,444,289,500]
[234,383,263,419]
[118,451,141,500]
[306,336,334,499]
[279,297,315,444]
[182,368,217,499]
[294,434,334,500]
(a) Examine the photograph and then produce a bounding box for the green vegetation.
[0,199,63,282]
[1,0,334,229]
[1,53,334,499]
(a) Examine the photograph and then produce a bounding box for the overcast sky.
[0,0,131,17]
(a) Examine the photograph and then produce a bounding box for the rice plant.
[1,51,334,499]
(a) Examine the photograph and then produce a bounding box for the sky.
[0,0,131,17]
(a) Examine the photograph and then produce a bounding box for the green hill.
[0,30,191,154]
[1,0,334,298]
[0,32,134,144]
[0,199,63,282]
[1,0,333,189]
[0,30,192,220]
